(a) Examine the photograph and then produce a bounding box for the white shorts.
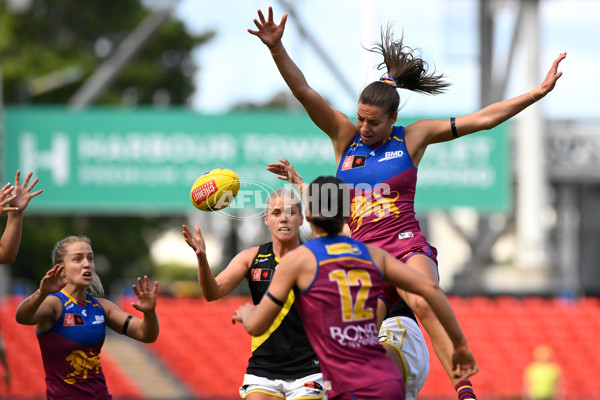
[379,316,429,400]
[239,372,326,399]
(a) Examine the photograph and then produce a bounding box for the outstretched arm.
[101,276,159,343]
[0,171,43,263]
[182,224,252,301]
[232,252,300,336]
[248,7,356,159]
[406,52,567,164]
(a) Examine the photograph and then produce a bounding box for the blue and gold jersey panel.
[336,126,416,187]
[42,291,107,348]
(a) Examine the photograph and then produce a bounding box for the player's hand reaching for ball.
[131,276,158,313]
[182,224,207,259]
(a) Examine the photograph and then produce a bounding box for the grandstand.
[1,293,599,400]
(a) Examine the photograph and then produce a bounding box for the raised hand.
[9,171,43,212]
[131,276,158,313]
[0,183,16,215]
[248,6,288,49]
[182,224,207,258]
[267,157,304,186]
[39,264,67,295]
[540,52,567,94]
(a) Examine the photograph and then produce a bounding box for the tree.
[0,0,214,105]
[1,0,215,295]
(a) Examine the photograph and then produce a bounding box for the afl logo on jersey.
[341,155,366,171]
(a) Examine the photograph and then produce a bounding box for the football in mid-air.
[190,168,240,211]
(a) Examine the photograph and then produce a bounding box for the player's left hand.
[267,157,304,186]
[8,170,43,213]
[451,344,479,380]
[131,276,158,313]
[540,52,566,95]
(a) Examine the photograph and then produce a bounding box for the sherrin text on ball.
[190,168,240,211]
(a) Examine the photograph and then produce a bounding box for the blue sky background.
[173,0,598,119]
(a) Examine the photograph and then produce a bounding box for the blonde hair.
[52,235,105,298]
[266,188,302,214]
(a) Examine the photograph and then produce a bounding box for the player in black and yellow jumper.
[183,188,324,400]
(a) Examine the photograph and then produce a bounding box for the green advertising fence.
[3,107,510,214]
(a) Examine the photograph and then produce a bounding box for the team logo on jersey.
[64,313,85,326]
[341,155,366,170]
[92,315,105,325]
[378,150,404,162]
[325,243,361,255]
[251,268,273,281]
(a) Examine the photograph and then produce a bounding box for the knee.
[406,295,436,321]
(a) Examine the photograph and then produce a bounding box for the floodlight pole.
[515,0,549,270]
[69,0,179,110]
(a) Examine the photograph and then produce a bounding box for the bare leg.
[398,254,463,388]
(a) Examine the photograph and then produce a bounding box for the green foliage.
[153,262,198,281]
[0,0,214,105]
[10,215,187,296]
[1,1,215,295]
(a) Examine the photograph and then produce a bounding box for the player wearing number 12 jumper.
[249,6,566,399]
[233,176,477,400]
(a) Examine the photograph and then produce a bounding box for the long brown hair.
[359,24,450,116]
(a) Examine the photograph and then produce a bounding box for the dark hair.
[306,176,350,236]
[359,24,450,117]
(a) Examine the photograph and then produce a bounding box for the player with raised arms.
[183,187,325,400]
[249,7,565,399]
[233,176,477,399]
[15,235,159,400]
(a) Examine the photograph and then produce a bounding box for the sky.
[171,0,599,120]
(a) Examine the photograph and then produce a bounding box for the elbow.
[244,319,267,336]
[142,335,158,344]
[246,325,266,337]
[141,328,160,344]
[478,114,502,131]
[204,294,219,302]
[15,311,29,326]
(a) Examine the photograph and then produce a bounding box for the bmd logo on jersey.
[64,313,85,326]
[378,150,404,162]
[251,268,273,281]
[341,155,366,170]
